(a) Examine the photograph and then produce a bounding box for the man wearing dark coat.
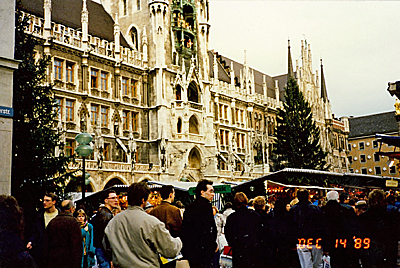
[26,192,59,267]
[322,191,358,267]
[225,192,263,268]
[181,179,218,268]
[289,189,324,268]
[43,200,82,268]
[358,189,400,268]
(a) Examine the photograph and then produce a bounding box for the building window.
[65,100,74,121]
[122,110,129,130]
[373,140,379,148]
[390,166,396,174]
[54,59,63,80]
[177,118,182,133]
[131,112,138,132]
[375,166,381,175]
[56,98,62,121]
[131,79,138,97]
[374,153,380,162]
[360,154,366,163]
[348,143,352,151]
[103,143,110,161]
[348,156,352,164]
[224,106,228,119]
[359,142,365,150]
[66,62,74,83]
[101,107,108,127]
[122,77,128,96]
[137,0,140,10]
[65,139,75,157]
[100,72,108,91]
[361,168,367,174]
[91,105,99,125]
[91,69,98,88]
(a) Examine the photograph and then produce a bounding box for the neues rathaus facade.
[20,0,349,192]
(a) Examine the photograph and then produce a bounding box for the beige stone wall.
[0,0,18,195]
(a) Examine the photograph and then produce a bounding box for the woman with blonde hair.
[76,209,95,268]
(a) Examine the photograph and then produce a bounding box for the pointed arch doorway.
[186,147,202,181]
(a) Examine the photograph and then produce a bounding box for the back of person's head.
[128,182,150,206]
[195,179,213,197]
[253,196,266,211]
[368,189,387,207]
[387,195,396,204]
[234,192,248,208]
[274,199,287,215]
[160,185,174,200]
[175,200,184,209]
[61,200,74,211]
[104,190,117,201]
[0,195,24,239]
[339,192,349,203]
[297,189,309,202]
[326,191,339,202]
[44,192,58,203]
[349,198,356,206]
[224,202,233,210]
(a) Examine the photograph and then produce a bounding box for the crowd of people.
[0,180,400,268]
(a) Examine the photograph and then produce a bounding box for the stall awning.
[266,180,343,191]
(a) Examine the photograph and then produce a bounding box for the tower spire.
[320,58,328,101]
[288,39,294,79]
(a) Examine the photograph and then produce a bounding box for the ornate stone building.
[20,0,348,192]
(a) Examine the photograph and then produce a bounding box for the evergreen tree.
[272,76,328,172]
[12,6,73,208]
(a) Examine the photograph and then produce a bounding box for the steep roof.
[349,111,398,138]
[208,50,278,99]
[19,0,129,47]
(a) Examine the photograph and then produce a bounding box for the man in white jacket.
[104,182,182,268]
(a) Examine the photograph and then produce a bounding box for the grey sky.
[208,1,400,118]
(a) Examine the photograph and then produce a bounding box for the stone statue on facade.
[94,125,104,169]
[128,130,137,170]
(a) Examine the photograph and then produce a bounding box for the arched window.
[188,147,201,169]
[189,115,199,134]
[177,118,182,133]
[188,82,200,103]
[129,26,138,50]
[176,85,182,100]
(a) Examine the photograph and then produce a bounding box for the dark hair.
[0,195,24,239]
[339,192,349,203]
[348,198,356,206]
[175,200,184,209]
[387,195,395,204]
[224,202,233,210]
[297,189,309,202]
[195,179,213,197]
[160,185,174,200]
[44,192,58,203]
[104,190,117,201]
[234,192,248,208]
[128,182,150,206]
[368,189,387,207]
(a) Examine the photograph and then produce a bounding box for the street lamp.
[75,132,93,204]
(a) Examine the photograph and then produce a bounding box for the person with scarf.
[76,209,95,268]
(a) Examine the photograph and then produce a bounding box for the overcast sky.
[208,0,400,118]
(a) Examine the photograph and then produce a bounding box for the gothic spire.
[320,59,328,101]
[288,39,294,79]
